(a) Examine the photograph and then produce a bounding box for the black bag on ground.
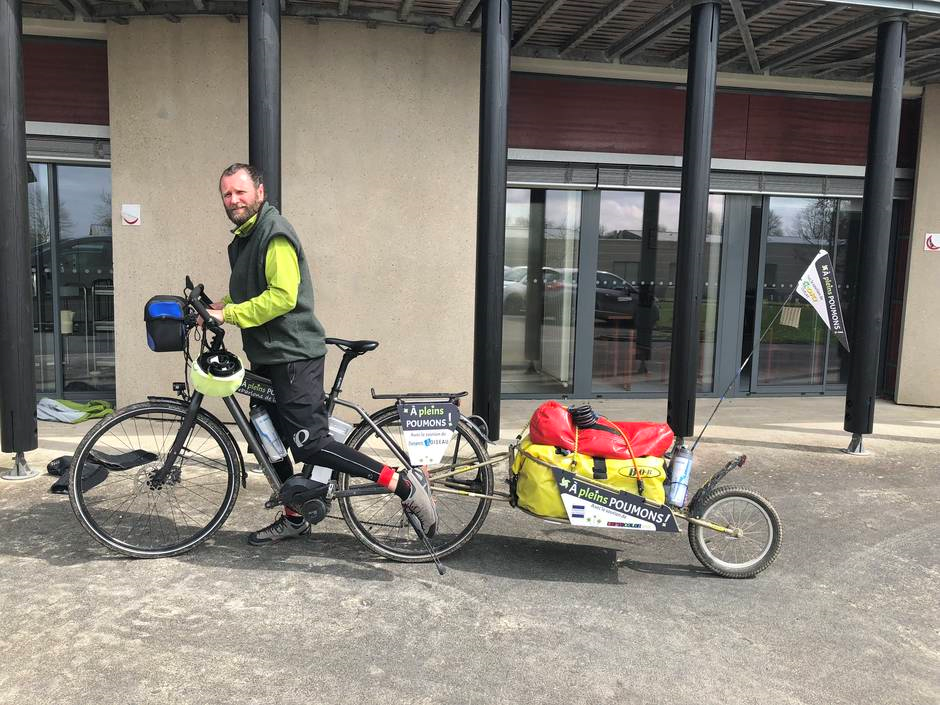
[50,463,109,494]
[47,450,157,493]
[145,295,188,352]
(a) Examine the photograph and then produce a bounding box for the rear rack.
[371,388,468,402]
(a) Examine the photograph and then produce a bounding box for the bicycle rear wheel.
[337,407,493,562]
[69,401,241,558]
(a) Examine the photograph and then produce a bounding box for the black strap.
[588,422,620,436]
[592,456,608,481]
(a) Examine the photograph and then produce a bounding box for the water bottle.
[309,417,355,483]
[666,446,694,507]
[250,406,288,462]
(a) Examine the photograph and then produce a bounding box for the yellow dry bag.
[511,436,666,519]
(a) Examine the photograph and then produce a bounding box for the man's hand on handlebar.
[197,303,225,328]
[186,279,225,337]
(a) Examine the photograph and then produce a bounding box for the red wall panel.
[24,37,109,125]
[509,74,748,159]
[744,94,869,165]
[509,74,920,169]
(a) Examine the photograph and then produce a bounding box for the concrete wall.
[895,84,940,407]
[108,19,480,419]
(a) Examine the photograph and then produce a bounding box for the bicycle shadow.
[0,495,396,582]
[8,493,713,583]
[446,531,715,582]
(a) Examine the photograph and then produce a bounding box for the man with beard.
[205,163,437,544]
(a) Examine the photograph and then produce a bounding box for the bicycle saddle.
[325,338,379,354]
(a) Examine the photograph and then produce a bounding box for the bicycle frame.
[161,368,495,504]
[222,392,413,496]
[168,284,506,503]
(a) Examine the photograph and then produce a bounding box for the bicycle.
[70,278,780,579]
[68,278,499,570]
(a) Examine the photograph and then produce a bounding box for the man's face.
[220,170,266,226]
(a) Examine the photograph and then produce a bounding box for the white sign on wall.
[121,204,141,226]
[925,233,940,252]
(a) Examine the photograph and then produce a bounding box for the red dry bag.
[528,401,673,459]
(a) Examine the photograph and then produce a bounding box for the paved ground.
[1,396,938,705]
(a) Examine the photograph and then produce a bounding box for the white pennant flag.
[795,250,850,351]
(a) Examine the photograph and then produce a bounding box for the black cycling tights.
[272,439,385,484]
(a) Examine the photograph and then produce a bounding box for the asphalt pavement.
[0,396,937,705]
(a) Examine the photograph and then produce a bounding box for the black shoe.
[247,513,311,546]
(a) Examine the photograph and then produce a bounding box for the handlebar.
[185,276,224,335]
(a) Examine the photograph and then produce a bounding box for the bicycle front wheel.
[338,407,493,562]
[68,401,241,558]
[688,485,781,578]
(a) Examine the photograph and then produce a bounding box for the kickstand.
[404,510,446,576]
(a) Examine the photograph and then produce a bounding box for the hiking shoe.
[401,466,438,538]
[247,513,311,546]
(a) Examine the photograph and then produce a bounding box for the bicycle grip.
[188,281,223,332]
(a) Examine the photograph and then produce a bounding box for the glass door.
[746,196,860,393]
[55,165,114,397]
[501,189,582,394]
[25,162,114,401]
[592,191,725,394]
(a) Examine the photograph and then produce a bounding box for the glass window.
[502,189,582,394]
[758,197,835,387]
[829,200,861,385]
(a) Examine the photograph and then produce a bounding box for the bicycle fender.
[466,415,491,446]
[688,455,747,512]
[146,396,247,488]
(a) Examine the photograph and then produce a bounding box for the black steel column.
[667,0,720,441]
[844,18,907,449]
[472,0,510,441]
[0,0,38,457]
[248,0,281,210]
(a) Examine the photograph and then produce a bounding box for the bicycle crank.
[279,476,332,525]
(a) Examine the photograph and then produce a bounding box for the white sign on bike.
[397,402,458,466]
[552,468,679,533]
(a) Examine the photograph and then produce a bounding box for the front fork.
[152,391,205,487]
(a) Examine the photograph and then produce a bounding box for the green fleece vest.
[227,201,327,364]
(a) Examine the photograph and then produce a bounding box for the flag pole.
[690,248,849,453]
[690,287,798,452]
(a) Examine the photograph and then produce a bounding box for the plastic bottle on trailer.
[249,406,288,462]
[666,446,694,507]
[308,416,355,483]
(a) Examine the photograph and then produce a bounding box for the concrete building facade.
[12,0,940,422]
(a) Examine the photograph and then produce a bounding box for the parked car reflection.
[503,266,657,325]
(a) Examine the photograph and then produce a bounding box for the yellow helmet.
[189,350,245,398]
